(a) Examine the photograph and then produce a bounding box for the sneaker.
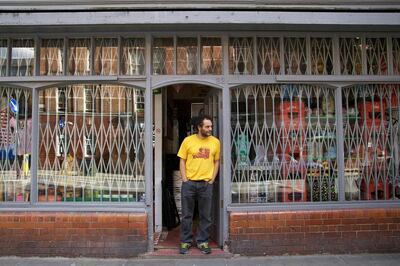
[179,242,191,254]
[197,242,211,254]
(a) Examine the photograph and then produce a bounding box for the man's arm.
[179,158,188,182]
[208,160,220,184]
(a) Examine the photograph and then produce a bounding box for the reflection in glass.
[68,38,91,76]
[201,37,222,75]
[0,40,8,76]
[340,37,363,75]
[40,39,64,76]
[11,39,35,76]
[94,38,118,75]
[284,38,307,75]
[366,38,388,75]
[38,85,145,202]
[229,37,254,75]
[0,86,32,202]
[177,37,198,75]
[310,38,333,75]
[152,38,174,75]
[121,38,145,75]
[257,37,281,75]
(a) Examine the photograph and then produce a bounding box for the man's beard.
[199,129,211,138]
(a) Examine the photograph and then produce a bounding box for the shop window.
[40,39,64,76]
[342,84,400,200]
[229,37,254,75]
[11,39,35,77]
[152,38,174,75]
[68,38,91,76]
[94,38,118,75]
[0,86,32,202]
[393,38,400,75]
[0,39,8,76]
[38,84,145,203]
[310,38,334,75]
[284,37,307,75]
[340,37,363,75]
[120,38,145,75]
[257,37,281,75]
[366,38,388,75]
[201,37,222,75]
[231,84,337,203]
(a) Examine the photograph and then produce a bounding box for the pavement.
[0,253,399,266]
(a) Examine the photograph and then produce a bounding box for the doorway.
[153,83,222,253]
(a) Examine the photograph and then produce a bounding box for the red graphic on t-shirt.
[193,147,210,159]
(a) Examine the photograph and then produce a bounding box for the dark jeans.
[180,180,213,244]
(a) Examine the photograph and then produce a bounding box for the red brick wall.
[0,212,147,257]
[229,208,400,255]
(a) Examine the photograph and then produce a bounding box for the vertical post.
[333,35,341,75]
[387,36,393,75]
[154,92,162,233]
[221,34,231,249]
[335,86,345,202]
[63,37,68,76]
[30,87,39,204]
[145,33,154,252]
[35,37,40,76]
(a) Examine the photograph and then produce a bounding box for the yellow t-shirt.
[177,134,220,181]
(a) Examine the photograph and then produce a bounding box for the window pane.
[68,38,91,76]
[366,38,388,75]
[152,38,174,75]
[310,38,334,75]
[284,37,307,75]
[231,84,337,203]
[201,37,222,75]
[121,38,145,75]
[342,85,400,200]
[177,37,198,75]
[94,38,118,75]
[11,39,35,77]
[40,39,64,76]
[0,86,32,202]
[393,38,400,75]
[340,37,363,75]
[257,37,281,75]
[38,85,145,202]
[0,40,8,76]
[229,37,254,75]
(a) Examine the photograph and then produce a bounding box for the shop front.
[0,3,400,257]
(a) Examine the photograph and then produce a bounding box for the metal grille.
[68,38,91,76]
[229,37,254,75]
[201,37,222,75]
[394,38,400,75]
[340,37,363,75]
[38,84,145,202]
[0,86,32,202]
[152,38,174,75]
[11,39,35,77]
[40,39,64,76]
[284,38,307,75]
[94,38,118,75]
[231,84,337,203]
[257,37,281,75]
[0,39,7,76]
[177,37,198,75]
[366,38,388,75]
[342,84,400,200]
[121,38,145,75]
[311,38,334,75]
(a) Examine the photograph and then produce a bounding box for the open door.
[153,84,223,251]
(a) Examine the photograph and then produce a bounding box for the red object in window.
[275,101,306,130]
[391,91,398,107]
[360,179,391,200]
[357,100,387,129]
[278,179,308,202]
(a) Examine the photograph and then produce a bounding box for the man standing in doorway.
[177,114,220,255]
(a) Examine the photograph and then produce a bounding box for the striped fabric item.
[0,108,12,149]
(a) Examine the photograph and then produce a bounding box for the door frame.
[149,80,225,249]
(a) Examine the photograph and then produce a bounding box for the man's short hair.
[195,114,213,129]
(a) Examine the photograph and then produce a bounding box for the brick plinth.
[229,208,400,255]
[0,212,147,258]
